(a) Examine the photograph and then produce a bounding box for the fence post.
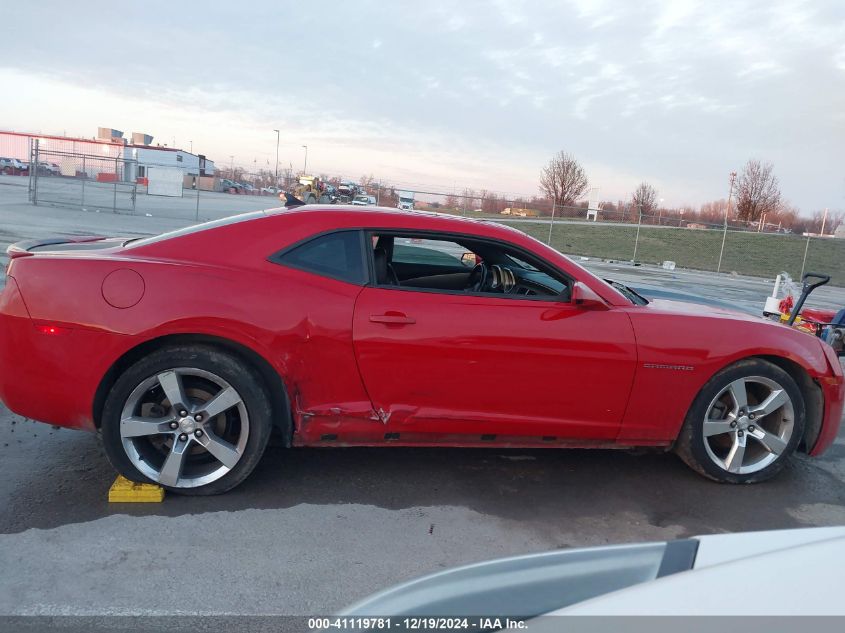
[800,235,811,279]
[716,172,736,273]
[113,155,118,213]
[195,176,201,222]
[130,167,137,214]
[546,198,556,245]
[28,139,35,203]
[716,221,728,273]
[81,155,86,208]
[32,140,39,206]
[632,205,643,262]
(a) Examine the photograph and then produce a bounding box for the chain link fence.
[29,144,138,213]
[21,141,280,222]
[8,144,845,287]
[514,219,845,286]
[396,190,845,287]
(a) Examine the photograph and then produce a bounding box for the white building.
[0,130,215,181]
[127,146,215,181]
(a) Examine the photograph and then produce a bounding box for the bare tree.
[378,185,399,208]
[359,174,376,190]
[800,209,845,236]
[539,151,589,207]
[735,160,781,222]
[631,182,658,215]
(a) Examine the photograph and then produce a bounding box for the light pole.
[301,145,308,174]
[273,129,280,188]
[230,155,234,178]
[189,140,193,154]
[716,171,737,274]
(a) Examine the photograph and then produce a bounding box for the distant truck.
[397,191,415,210]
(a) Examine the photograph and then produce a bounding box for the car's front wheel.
[675,358,804,483]
[101,345,273,495]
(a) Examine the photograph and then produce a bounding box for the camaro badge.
[643,363,695,371]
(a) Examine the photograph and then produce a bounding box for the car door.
[352,242,638,442]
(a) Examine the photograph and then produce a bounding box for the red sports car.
[1,206,842,494]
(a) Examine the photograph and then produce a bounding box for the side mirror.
[460,252,478,267]
[570,282,609,310]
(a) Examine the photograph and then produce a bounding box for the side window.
[275,230,365,284]
[392,238,473,267]
[371,232,569,299]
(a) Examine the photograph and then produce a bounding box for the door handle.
[369,313,416,325]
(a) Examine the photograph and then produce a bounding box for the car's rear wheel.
[675,359,804,483]
[101,345,272,495]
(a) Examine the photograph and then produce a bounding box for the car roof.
[267,204,527,237]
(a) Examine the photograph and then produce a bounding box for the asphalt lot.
[1,179,845,618]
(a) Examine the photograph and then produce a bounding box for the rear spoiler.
[6,236,107,259]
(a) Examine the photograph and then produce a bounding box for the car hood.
[629,284,761,316]
[639,297,768,323]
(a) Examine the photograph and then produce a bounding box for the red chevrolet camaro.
[1,206,842,494]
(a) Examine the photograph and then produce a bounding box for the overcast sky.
[3,0,844,211]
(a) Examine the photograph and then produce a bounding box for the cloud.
[2,0,844,210]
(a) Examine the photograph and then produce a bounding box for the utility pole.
[820,208,829,236]
[633,204,643,262]
[716,171,737,274]
[302,145,308,174]
[189,140,193,153]
[273,129,280,187]
[230,155,234,178]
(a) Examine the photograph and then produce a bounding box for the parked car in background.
[352,194,372,206]
[0,206,841,495]
[338,180,357,202]
[260,186,281,195]
[37,161,60,175]
[0,157,29,175]
[219,178,242,193]
[239,182,256,193]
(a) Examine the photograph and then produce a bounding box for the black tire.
[674,358,804,484]
[101,344,273,495]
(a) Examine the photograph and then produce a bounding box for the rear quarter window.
[272,230,365,285]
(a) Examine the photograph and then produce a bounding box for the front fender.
[618,309,835,443]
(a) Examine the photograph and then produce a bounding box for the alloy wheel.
[702,375,794,475]
[119,368,249,488]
